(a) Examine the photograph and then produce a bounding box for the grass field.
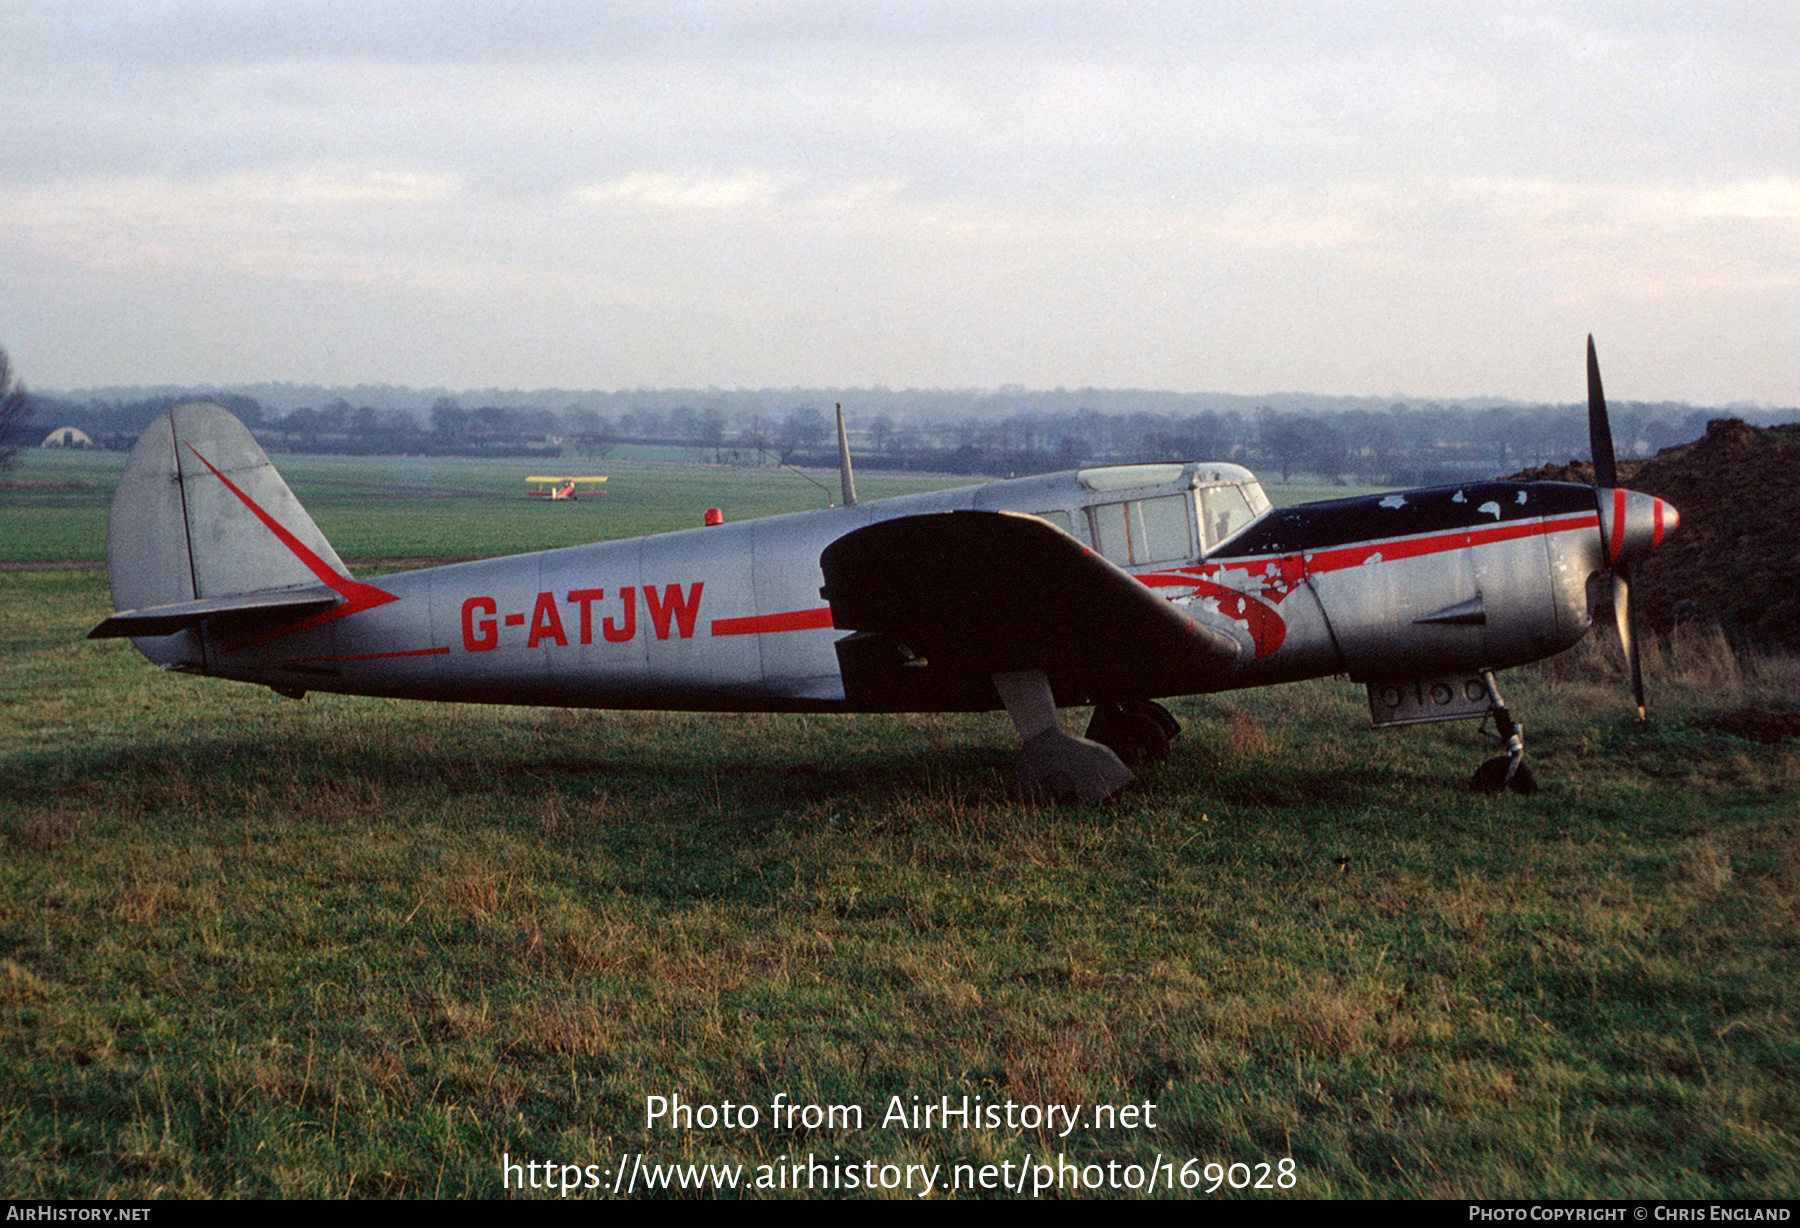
[0,446,1385,566]
[2,449,1796,1199]
[0,447,982,566]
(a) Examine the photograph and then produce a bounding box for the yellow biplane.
[526,475,607,501]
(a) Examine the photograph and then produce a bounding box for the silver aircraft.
[91,341,1677,801]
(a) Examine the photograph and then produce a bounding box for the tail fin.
[92,404,362,661]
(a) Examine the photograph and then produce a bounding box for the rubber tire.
[1470,756,1510,793]
[1121,698,1180,745]
[1086,704,1172,766]
[1471,756,1539,795]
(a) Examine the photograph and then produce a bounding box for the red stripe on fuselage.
[710,607,836,636]
[1226,511,1600,578]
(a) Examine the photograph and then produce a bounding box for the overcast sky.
[4,2,1796,404]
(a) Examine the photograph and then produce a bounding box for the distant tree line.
[17,383,1784,485]
[0,348,31,472]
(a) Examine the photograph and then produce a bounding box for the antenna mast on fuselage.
[836,402,858,507]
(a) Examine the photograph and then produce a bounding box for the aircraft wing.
[819,510,1241,709]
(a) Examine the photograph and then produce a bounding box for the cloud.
[566,172,797,212]
[4,2,1799,401]
[1693,177,1800,221]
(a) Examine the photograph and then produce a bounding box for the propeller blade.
[1587,334,1617,490]
[1612,565,1646,720]
[1590,337,1648,720]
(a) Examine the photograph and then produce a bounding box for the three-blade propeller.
[1587,335,1647,720]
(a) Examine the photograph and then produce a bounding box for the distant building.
[41,426,94,449]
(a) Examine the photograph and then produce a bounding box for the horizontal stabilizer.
[88,586,340,640]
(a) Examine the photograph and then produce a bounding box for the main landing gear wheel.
[993,670,1135,805]
[1086,700,1180,766]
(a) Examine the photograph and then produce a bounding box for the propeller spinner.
[1586,336,1679,720]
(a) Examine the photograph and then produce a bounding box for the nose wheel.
[1471,669,1539,795]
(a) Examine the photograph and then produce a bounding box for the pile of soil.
[1704,708,1800,744]
[1510,419,1800,654]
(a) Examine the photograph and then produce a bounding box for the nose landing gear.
[1471,669,1539,795]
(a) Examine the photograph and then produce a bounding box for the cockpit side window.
[1086,493,1194,566]
[1140,494,1193,562]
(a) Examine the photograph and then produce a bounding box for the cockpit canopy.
[982,461,1272,569]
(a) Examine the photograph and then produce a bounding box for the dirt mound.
[1704,708,1800,744]
[1512,419,1800,653]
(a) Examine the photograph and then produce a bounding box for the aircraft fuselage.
[167,464,1633,715]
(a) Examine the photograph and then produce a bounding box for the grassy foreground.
[2,569,1796,1199]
